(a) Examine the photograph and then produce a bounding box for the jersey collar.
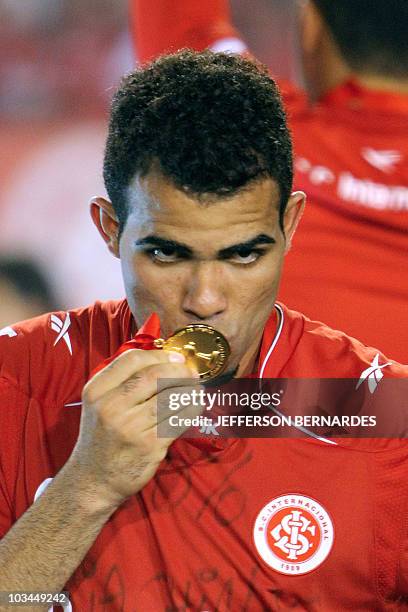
[319,78,408,116]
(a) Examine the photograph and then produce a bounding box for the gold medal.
[154,324,231,381]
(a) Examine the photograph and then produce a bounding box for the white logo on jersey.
[338,172,408,211]
[199,422,220,436]
[295,158,335,185]
[253,494,334,575]
[355,354,392,394]
[296,154,408,211]
[309,165,335,185]
[50,313,72,355]
[361,148,402,173]
[0,326,17,338]
[295,157,311,174]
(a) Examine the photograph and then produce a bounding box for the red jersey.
[131,0,408,363]
[0,300,407,611]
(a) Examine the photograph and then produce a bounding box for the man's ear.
[283,191,306,254]
[90,196,120,258]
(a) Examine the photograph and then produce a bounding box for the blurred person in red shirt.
[132,0,408,363]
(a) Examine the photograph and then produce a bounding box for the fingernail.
[168,351,185,363]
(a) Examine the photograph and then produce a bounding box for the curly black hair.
[103,50,293,233]
[313,0,408,77]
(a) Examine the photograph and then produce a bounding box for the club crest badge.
[253,494,334,575]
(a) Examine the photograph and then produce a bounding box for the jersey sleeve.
[131,0,245,63]
[0,377,28,539]
[130,0,308,116]
[0,460,13,539]
[0,322,36,540]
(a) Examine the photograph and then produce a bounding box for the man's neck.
[236,333,263,378]
[236,308,279,378]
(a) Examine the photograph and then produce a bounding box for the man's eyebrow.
[217,234,276,258]
[134,236,193,256]
[135,233,275,258]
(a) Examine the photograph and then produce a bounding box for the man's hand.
[69,349,202,510]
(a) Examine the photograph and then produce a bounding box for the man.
[132,0,408,363]
[0,51,407,611]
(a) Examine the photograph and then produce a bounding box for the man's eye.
[149,248,179,263]
[229,250,262,265]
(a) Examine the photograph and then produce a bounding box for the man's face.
[101,171,303,367]
[95,169,304,372]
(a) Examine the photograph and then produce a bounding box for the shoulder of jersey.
[0,299,127,398]
[281,304,407,378]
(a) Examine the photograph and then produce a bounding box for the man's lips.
[167,322,236,345]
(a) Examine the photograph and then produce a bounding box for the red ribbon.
[91,312,162,377]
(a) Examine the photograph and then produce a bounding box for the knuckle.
[97,401,111,421]
[99,358,120,378]
[82,382,97,406]
[103,360,117,374]
[154,349,172,361]
[127,348,161,367]
[121,375,142,396]
[94,400,114,426]
[112,349,142,370]
[141,367,160,387]
[126,349,144,365]
[139,397,157,419]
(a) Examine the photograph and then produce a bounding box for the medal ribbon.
[91,312,162,377]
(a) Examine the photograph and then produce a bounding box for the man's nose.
[182,262,227,321]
